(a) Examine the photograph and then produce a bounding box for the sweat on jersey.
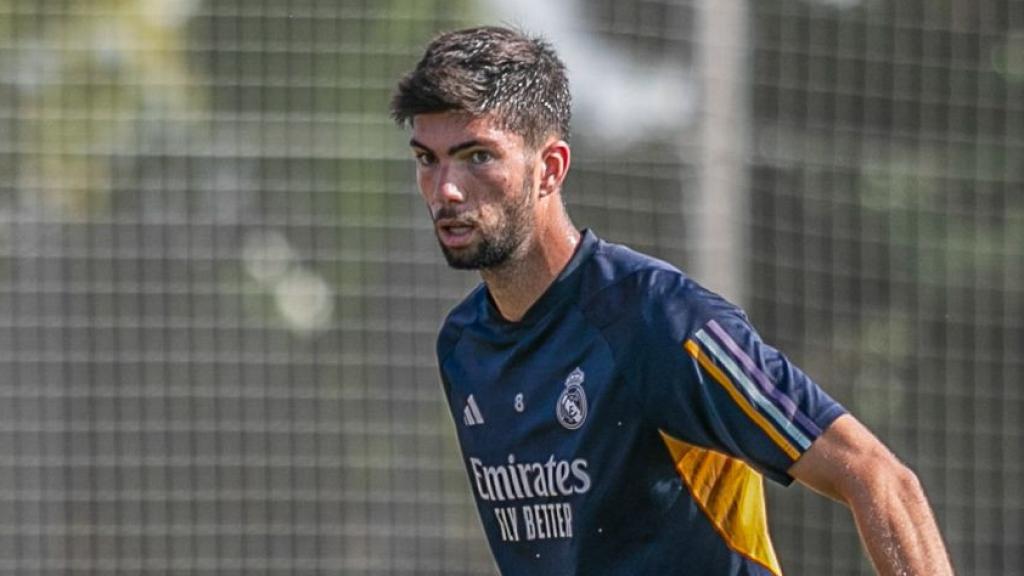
[436,229,846,575]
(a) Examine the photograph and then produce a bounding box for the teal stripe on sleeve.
[694,329,812,451]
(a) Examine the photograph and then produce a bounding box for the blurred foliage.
[752,0,1022,411]
[184,0,475,306]
[0,0,476,330]
[0,0,204,216]
[752,2,1021,574]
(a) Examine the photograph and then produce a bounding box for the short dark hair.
[390,26,571,148]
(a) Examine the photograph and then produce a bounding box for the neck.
[481,220,580,323]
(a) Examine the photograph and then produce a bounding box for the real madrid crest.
[556,367,588,430]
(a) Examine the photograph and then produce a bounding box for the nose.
[439,180,465,203]
[431,164,466,204]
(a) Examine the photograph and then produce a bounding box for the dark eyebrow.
[409,138,492,156]
[447,140,485,156]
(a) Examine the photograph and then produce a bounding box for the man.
[391,26,953,575]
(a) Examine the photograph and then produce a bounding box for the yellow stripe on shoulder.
[660,430,783,576]
[683,339,801,460]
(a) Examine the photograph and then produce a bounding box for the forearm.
[790,416,954,576]
[847,464,953,576]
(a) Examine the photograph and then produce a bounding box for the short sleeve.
[631,271,847,485]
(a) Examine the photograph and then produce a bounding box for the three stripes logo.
[463,395,485,426]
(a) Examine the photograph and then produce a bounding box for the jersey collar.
[481,228,599,329]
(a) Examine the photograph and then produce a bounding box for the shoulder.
[578,238,738,339]
[577,238,677,311]
[436,282,486,362]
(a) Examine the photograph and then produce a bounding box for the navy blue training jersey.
[436,230,846,575]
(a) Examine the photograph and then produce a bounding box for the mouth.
[435,218,477,249]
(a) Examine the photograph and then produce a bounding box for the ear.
[537,139,571,198]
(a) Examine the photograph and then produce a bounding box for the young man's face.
[409,112,539,270]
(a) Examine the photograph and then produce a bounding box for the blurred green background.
[0,0,1020,574]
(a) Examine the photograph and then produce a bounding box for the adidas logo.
[463,395,485,426]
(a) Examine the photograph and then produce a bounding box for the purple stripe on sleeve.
[705,319,822,437]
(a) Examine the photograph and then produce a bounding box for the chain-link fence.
[0,1,1020,574]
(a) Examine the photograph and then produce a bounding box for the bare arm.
[788,414,954,576]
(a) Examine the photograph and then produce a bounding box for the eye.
[469,150,493,165]
[414,152,436,167]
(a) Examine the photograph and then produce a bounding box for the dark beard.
[438,180,534,270]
